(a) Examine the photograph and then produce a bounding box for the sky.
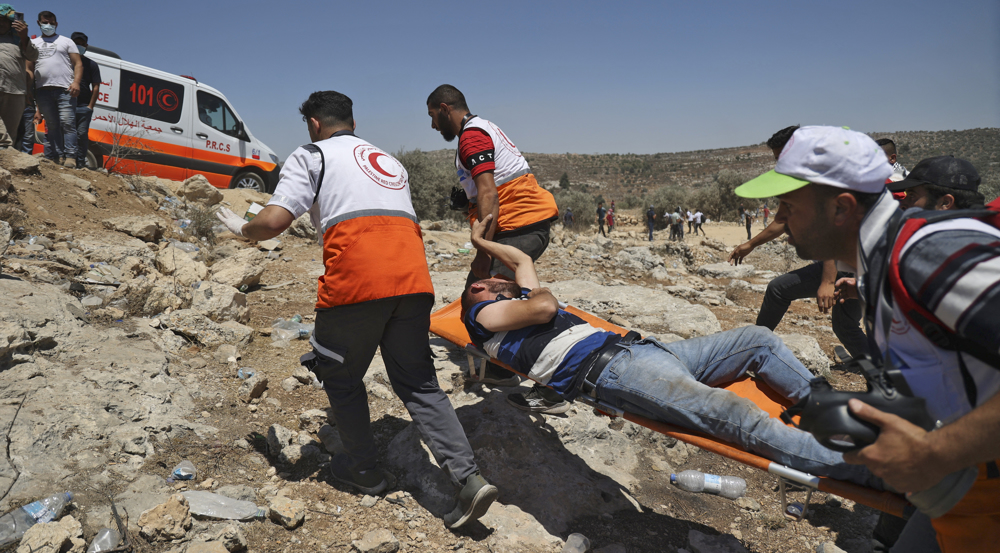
[40,0,1000,159]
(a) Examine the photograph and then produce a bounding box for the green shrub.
[396,149,463,222]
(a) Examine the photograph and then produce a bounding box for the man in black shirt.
[70,32,100,169]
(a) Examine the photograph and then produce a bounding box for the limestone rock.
[281,376,301,392]
[161,310,253,348]
[736,496,761,511]
[688,529,748,553]
[239,374,268,400]
[816,542,848,553]
[288,214,317,240]
[0,148,40,173]
[0,166,10,201]
[615,246,664,271]
[352,529,399,553]
[267,424,293,456]
[696,262,756,279]
[156,246,208,285]
[778,333,832,377]
[179,174,223,206]
[103,216,165,243]
[59,171,92,191]
[267,496,305,529]
[16,515,85,553]
[186,542,230,553]
[209,248,267,289]
[0,220,10,260]
[292,365,314,385]
[192,281,248,323]
[139,494,192,542]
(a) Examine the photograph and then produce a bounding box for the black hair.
[814,184,882,213]
[766,125,799,152]
[875,138,897,156]
[923,184,986,209]
[460,280,522,321]
[426,84,469,111]
[299,91,353,127]
[37,11,56,22]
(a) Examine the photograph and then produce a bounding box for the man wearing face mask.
[69,32,99,169]
[0,5,35,150]
[28,10,81,167]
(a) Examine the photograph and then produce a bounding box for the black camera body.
[449,187,469,212]
[781,358,936,452]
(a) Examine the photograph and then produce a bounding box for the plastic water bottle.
[0,491,73,547]
[561,533,590,552]
[86,527,121,552]
[670,470,746,499]
[182,491,267,520]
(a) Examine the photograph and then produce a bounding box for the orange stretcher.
[430,299,914,520]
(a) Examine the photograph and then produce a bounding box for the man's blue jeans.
[34,87,76,161]
[595,325,880,488]
[75,106,93,167]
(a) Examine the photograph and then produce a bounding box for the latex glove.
[216,206,246,237]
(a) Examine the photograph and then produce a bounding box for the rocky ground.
[0,152,879,553]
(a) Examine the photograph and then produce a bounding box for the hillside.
[413,128,999,219]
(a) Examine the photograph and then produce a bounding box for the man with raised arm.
[461,214,882,488]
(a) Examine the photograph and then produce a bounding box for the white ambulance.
[35,46,280,193]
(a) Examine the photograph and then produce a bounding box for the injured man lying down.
[461,214,880,489]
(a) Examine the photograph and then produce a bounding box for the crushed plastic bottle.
[0,491,73,547]
[86,527,121,553]
[271,318,314,341]
[237,368,255,380]
[670,470,746,499]
[172,460,197,480]
[290,314,303,324]
[561,533,590,553]
[182,491,267,520]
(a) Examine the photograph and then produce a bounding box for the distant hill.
[408,128,999,222]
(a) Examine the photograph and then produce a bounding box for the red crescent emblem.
[368,152,396,178]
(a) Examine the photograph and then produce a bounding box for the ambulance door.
[96,66,193,181]
[191,90,252,189]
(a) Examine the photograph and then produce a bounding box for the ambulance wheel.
[231,171,265,193]
[86,148,101,170]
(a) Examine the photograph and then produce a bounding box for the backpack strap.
[884,207,1000,380]
[300,144,325,205]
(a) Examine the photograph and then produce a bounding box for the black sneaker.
[833,346,852,365]
[467,363,520,387]
[506,386,571,415]
[328,454,388,495]
[443,471,498,529]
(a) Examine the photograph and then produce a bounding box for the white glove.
[216,206,246,237]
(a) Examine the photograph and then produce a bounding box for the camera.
[448,186,469,212]
[781,358,936,452]
[14,12,22,21]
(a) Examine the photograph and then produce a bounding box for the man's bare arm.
[471,214,538,289]
[816,260,837,313]
[241,205,294,241]
[470,172,500,278]
[844,393,1000,492]
[729,220,786,265]
[68,52,82,97]
[475,288,558,332]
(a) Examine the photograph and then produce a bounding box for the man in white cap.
[735,125,1000,553]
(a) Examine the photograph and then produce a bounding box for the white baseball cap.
[735,126,892,198]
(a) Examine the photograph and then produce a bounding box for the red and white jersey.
[455,116,558,232]
[269,132,433,308]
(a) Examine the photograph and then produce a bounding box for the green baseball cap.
[734,170,809,198]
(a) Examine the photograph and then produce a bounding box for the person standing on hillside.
[563,207,574,228]
[606,205,614,233]
[686,208,694,233]
[426,84,566,414]
[0,6,36,150]
[762,204,770,225]
[596,201,606,236]
[216,91,498,529]
[29,10,81,166]
[645,204,655,241]
[69,32,98,169]
[693,209,706,236]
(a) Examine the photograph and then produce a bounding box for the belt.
[579,331,641,398]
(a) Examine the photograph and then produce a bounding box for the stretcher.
[430,299,914,520]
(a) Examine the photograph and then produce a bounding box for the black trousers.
[312,294,477,485]
[755,262,870,359]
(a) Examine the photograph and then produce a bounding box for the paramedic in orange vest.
[216,91,497,529]
[426,84,567,414]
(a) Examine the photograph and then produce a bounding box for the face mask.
[39,23,55,36]
[76,46,86,55]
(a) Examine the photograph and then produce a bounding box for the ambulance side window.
[197,91,241,139]
[118,70,185,124]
